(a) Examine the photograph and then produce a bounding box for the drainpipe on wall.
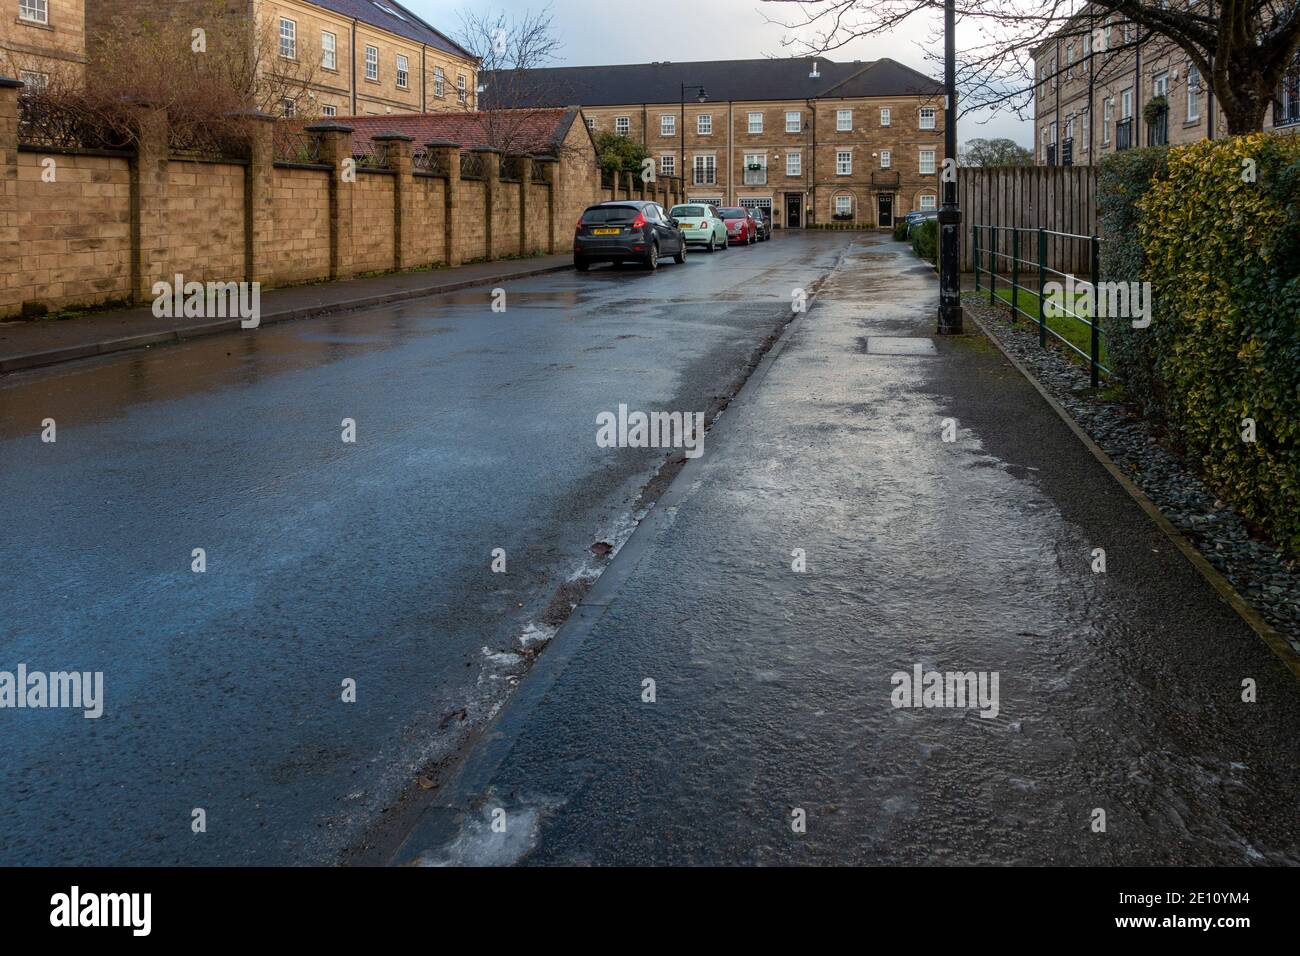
[727,100,734,205]
[1055,37,1061,162]
[1206,0,1215,139]
[351,20,358,115]
[421,46,426,113]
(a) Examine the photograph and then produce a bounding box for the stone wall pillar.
[516,154,531,255]
[306,121,355,280]
[471,146,500,260]
[622,171,634,203]
[0,78,21,318]
[130,104,169,304]
[373,132,414,270]
[536,155,558,254]
[242,111,276,285]
[424,139,461,266]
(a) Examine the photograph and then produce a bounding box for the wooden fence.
[958,165,1098,274]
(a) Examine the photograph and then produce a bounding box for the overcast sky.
[407,0,1033,147]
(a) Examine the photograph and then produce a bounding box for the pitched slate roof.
[340,107,586,155]
[481,57,942,109]
[312,0,475,60]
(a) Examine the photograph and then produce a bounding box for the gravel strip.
[964,292,1300,654]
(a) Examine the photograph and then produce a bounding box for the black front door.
[878,194,893,227]
[785,193,802,229]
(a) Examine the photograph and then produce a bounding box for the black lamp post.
[680,84,707,193]
[937,0,963,334]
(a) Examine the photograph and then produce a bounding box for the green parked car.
[669,204,729,253]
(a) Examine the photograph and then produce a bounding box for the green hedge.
[892,220,909,241]
[911,218,937,263]
[1098,146,1169,417]
[1136,133,1300,554]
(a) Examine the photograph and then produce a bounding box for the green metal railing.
[972,224,1109,387]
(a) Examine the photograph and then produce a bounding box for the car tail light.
[631,212,647,229]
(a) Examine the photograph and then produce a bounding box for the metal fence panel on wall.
[958,166,1098,275]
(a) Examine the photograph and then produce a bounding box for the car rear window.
[719,208,747,218]
[670,205,707,217]
[582,205,640,223]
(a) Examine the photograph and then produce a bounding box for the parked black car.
[574,201,687,271]
[749,207,772,241]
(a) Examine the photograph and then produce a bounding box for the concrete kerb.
[386,237,857,866]
[0,261,574,374]
[963,302,1300,682]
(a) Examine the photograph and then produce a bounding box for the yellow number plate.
[591,228,620,235]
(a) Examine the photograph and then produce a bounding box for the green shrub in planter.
[892,220,909,241]
[911,218,937,263]
[1138,132,1300,554]
[1098,146,1169,417]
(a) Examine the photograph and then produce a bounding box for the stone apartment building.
[0,0,86,89]
[82,0,477,118]
[483,57,946,228]
[1032,3,1300,166]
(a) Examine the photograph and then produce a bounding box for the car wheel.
[645,242,659,270]
[706,235,715,253]
[674,240,687,264]
[574,257,590,271]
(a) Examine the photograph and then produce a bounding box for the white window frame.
[1081,109,1090,150]
[836,109,852,132]
[321,31,337,71]
[697,113,712,135]
[18,70,48,93]
[786,151,801,176]
[1186,64,1201,120]
[834,195,853,217]
[616,116,630,137]
[279,18,297,60]
[434,66,445,97]
[457,74,467,103]
[785,111,802,133]
[19,0,48,25]
[748,112,763,133]
[693,154,717,185]
[661,114,675,136]
[919,194,937,211]
[919,107,937,129]
[321,104,337,117]
[586,117,596,131]
[281,98,296,119]
[919,149,936,174]
[396,54,409,90]
[880,107,891,126]
[365,45,378,81]
[880,149,892,169]
[660,155,675,177]
[1103,98,1113,143]
[1121,88,1133,119]
[836,150,852,175]
[743,153,767,185]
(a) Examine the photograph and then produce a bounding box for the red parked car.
[718,207,758,245]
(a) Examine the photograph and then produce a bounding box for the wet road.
[395,235,1300,866]
[0,232,851,865]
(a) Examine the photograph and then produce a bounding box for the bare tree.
[15,0,327,152]
[762,0,1300,134]
[961,136,1036,163]
[454,6,582,158]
